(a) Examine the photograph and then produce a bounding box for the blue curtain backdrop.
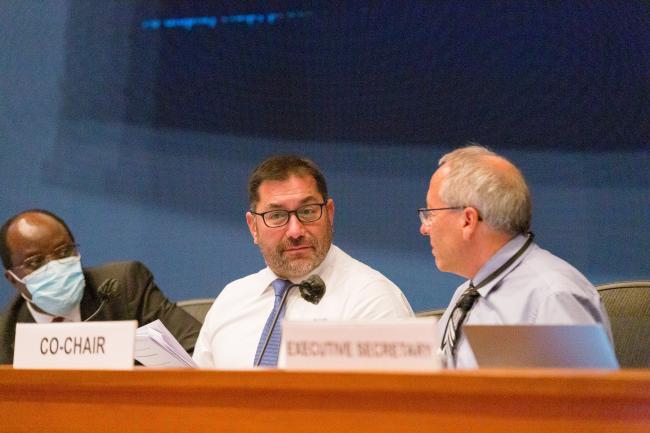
[1,1,648,312]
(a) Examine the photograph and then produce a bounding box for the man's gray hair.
[438,145,531,235]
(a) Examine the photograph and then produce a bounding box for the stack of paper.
[135,319,197,368]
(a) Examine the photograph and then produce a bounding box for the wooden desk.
[1,366,649,432]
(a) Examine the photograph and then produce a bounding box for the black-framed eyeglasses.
[418,207,463,226]
[251,203,326,228]
[12,243,80,273]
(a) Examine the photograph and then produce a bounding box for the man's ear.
[326,198,335,226]
[4,269,15,286]
[4,269,30,299]
[245,211,259,245]
[461,207,481,240]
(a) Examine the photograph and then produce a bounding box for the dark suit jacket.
[0,261,202,364]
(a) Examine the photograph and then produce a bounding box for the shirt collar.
[26,301,82,323]
[471,234,531,296]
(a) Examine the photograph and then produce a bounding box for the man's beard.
[259,227,332,279]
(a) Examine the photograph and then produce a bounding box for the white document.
[134,319,196,368]
[279,318,441,372]
[14,320,136,370]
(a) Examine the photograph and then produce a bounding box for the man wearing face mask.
[0,209,202,364]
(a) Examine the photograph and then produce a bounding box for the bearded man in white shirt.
[193,155,413,369]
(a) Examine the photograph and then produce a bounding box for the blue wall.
[1,2,648,312]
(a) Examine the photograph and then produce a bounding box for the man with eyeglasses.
[420,145,612,369]
[193,155,413,369]
[0,209,202,364]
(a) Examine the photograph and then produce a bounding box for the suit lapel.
[15,301,35,324]
[2,298,34,363]
[80,280,102,321]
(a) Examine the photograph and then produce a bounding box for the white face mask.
[9,256,85,316]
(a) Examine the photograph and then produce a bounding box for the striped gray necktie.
[441,283,480,364]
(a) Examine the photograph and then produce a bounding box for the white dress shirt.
[436,234,612,369]
[193,244,414,369]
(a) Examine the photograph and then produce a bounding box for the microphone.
[254,274,327,366]
[295,274,326,304]
[84,278,120,322]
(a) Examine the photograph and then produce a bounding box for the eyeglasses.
[12,243,79,273]
[418,207,463,226]
[251,203,326,228]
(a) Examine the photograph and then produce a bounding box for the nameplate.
[279,319,441,372]
[13,321,137,370]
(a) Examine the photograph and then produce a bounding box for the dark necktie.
[51,316,65,322]
[254,279,291,367]
[440,282,480,363]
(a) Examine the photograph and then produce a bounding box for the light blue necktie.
[254,279,291,367]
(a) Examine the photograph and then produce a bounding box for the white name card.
[13,320,137,370]
[279,319,441,372]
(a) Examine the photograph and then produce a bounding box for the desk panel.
[1,367,649,432]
